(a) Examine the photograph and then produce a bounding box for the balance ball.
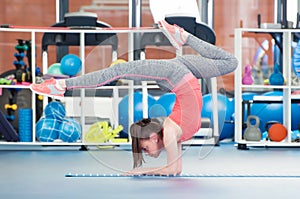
[59,118,81,142]
[48,63,64,75]
[268,123,287,142]
[242,92,256,101]
[36,118,61,142]
[149,93,176,118]
[110,59,127,67]
[118,92,156,136]
[60,54,82,76]
[156,93,176,116]
[44,101,66,120]
[149,104,167,118]
[251,91,300,131]
[250,91,283,132]
[201,93,234,140]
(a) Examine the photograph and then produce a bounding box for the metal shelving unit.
[234,28,300,149]
[0,27,220,147]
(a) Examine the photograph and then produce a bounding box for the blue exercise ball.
[156,93,176,116]
[60,54,82,76]
[44,101,66,120]
[251,91,283,132]
[252,91,300,131]
[118,92,156,136]
[291,102,300,130]
[59,118,81,142]
[149,93,176,118]
[149,104,168,118]
[36,118,61,142]
[201,93,234,140]
[242,92,257,101]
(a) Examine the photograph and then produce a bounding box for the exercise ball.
[149,104,167,118]
[110,59,127,67]
[250,91,283,132]
[268,123,287,142]
[44,101,66,120]
[59,118,81,142]
[118,92,156,136]
[201,93,234,140]
[157,93,176,116]
[149,93,176,117]
[251,91,300,132]
[242,92,257,101]
[48,63,64,75]
[36,118,61,142]
[60,54,82,76]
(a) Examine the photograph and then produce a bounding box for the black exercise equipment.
[140,16,216,50]
[41,12,118,61]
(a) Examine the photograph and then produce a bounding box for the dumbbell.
[13,60,25,67]
[6,115,15,121]
[15,44,28,52]
[14,52,25,61]
[0,78,12,85]
[5,104,18,111]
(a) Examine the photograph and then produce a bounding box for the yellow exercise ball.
[110,59,127,67]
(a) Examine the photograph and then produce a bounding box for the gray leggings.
[65,34,238,91]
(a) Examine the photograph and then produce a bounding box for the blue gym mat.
[65,173,300,178]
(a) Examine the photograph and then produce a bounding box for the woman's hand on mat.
[123,167,155,176]
[124,166,181,176]
[123,168,146,176]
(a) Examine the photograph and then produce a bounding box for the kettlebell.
[269,62,284,85]
[242,64,254,85]
[244,115,262,141]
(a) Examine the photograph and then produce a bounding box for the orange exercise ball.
[268,123,287,142]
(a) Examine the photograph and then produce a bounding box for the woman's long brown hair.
[130,118,163,168]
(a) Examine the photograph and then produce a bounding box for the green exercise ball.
[48,63,64,75]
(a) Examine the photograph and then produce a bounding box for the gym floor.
[1,142,300,199]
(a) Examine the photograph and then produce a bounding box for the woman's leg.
[159,19,238,79]
[30,58,191,98]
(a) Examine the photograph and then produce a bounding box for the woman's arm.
[162,118,183,174]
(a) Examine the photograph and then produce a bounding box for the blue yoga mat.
[65,173,300,178]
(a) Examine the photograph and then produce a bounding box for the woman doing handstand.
[30,20,238,175]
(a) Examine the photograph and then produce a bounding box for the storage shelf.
[0,85,31,89]
[241,84,290,89]
[237,28,300,33]
[235,140,300,147]
[234,28,298,149]
[0,26,219,147]
[0,141,131,146]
